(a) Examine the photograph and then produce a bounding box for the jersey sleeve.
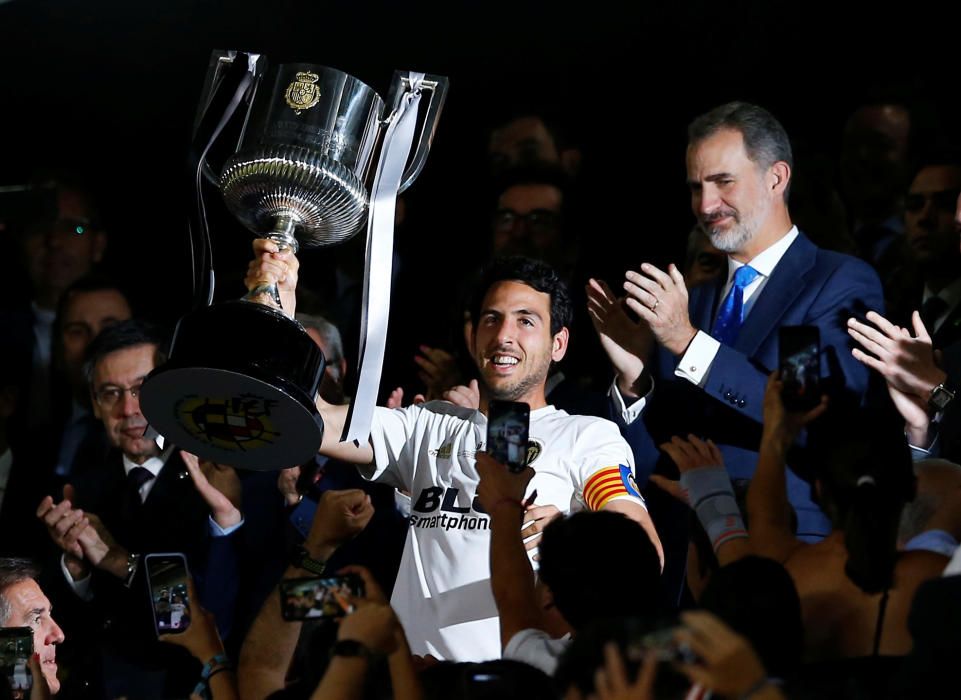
[574,419,646,512]
[360,404,421,491]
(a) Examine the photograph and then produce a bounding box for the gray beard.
[705,222,752,254]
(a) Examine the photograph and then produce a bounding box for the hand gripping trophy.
[140,51,447,469]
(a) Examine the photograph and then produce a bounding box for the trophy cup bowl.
[220,144,369,248]
[140,55,446,470]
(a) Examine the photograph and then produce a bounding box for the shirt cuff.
[674,331,720,387]
[208,515,244,537]
[903,529,959,558]
[908,430,939,462]
[607,378,653,424]
[60,554,93,601]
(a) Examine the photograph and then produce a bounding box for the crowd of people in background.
[0,95,959,700]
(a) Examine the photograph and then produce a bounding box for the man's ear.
[90,230,108,264]
[770,161,791,198]
[560,148,582,177]
[90,388,102,420]
[551,327,569,363]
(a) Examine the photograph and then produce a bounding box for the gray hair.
[688,101,794,200]
[0,558,40,625]
[296,313,345,381]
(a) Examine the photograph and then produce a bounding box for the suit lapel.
[734,233,817,357]
[689,280,722,333]
[934,301,961,348]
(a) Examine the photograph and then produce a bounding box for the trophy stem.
[243,214,301,310]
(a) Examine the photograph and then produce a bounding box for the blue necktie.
[711,265,760,345]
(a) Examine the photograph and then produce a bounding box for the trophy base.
[140,301,325,471]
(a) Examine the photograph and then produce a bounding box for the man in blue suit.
[596,103,884,583]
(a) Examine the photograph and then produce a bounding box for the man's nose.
[696,188,720,217]
[119,389,140,416]
[494,318,516,344]
[46,618,65,645]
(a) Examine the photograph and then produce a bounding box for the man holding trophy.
[244,240,661,661]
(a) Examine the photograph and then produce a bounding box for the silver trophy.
[140,51,447,470]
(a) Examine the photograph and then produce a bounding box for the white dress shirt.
[676,226,800,386]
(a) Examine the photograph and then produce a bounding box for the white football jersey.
[363,400,645,661]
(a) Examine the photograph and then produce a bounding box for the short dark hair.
[699,556,804,680]
[421,659,557,700]
[689,102,794,198]
[468,256,573,337]
[537,510,662,631]
[0,558,39,625]
[83,319,168,386]
[55,275,131,326]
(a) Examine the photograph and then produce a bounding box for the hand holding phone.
[145,553,191,636]
[778,326,821,411]
[486,400,530,473]
[0,628,33,698]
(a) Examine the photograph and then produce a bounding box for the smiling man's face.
[471,280,567,409]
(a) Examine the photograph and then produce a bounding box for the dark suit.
[59,449,239,698]
[930,302,961,350]
[0,451,49,557]
[547,374,660,488]
[924,342,961,464]
[636,232,885,600]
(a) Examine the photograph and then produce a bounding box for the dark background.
[1,0,958,387]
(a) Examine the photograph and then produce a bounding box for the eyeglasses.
[492,208,562,236]
[904,189,961,214]
[94,383,142,408]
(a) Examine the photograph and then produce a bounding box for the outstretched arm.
[245,239,375,465]
[746,374,826,561]
[475,453,543,650]
[848,310,946,447]
[237,489,374,699]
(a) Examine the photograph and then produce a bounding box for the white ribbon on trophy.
[345,72,426,444]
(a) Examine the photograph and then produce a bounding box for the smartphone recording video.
[778,325,821,411]
[487,400,530,473]
[144,553,191,635]
[630,625,699,665]
[279,574,365,621]
[0,627,33,698]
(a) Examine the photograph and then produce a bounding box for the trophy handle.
[243,216,300,312]
[387,72,449,194]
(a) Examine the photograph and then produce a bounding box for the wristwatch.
[329,639,377,661]
[928,382,956,415]
[290,545,326,575]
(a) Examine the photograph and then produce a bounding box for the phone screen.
[279,575,365,621]
[487,400,530,473]
[778,325,821,411]
[0,627,33,698]
[144,553,191,635]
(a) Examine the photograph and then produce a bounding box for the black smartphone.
[0,627,33,698]
[279,574,365,621]
[487,400,530,473]
[144,553,191,636]
[778,325,821,411]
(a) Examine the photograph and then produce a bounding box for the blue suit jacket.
[641,232,885,538]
